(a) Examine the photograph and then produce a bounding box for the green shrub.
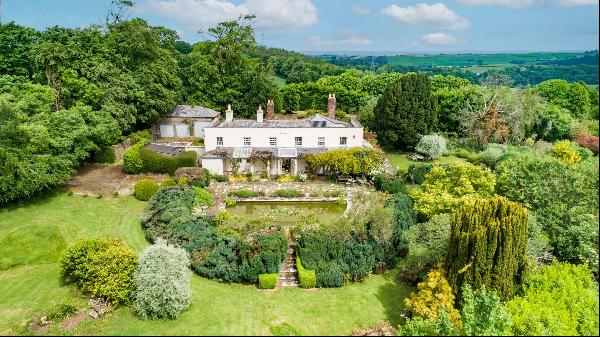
[552,140,581,164]
[296,256,316,288]
[47,302,78,322]
[160,178,177,188]
[60,238,137,304]
[177,178,188,186]
[258,273,278,289]
[129,130,151,145]
[407,164,433,184]
[94,146,116,164]
[227,189,260,198]
[132,239,191,319]
[123,143,144,174]
[193,187,213,207]
[140,147,197,175]
[454,148,478,162]
[373,175,407,194]
[304,147,385,176]
[415,134,447,160]
[224,197,236,207]
[213,174,228,182]
[134,179,159,201]
[275,189,301,198]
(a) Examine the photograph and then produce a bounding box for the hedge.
[296,256,316,288]
[275,189,301,198]
[123,143,145,174]
[134,179,159,201]
[94,146,116,164]
[258,273,278,289]
[139,147,197,175]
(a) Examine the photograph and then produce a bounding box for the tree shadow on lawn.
[376,271,414,329]
[0,186,67,212]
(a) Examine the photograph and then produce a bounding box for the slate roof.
[146,143,185,156]
[210,114,361,129]
[171,105,220,118]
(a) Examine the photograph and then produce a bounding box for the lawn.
[386,151,466,175]
[0,190,413,335]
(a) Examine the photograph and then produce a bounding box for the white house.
[201,94,365,175]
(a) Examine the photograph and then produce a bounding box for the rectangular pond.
[226,201,346,226]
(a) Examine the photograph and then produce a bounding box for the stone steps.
[277,230,299,287]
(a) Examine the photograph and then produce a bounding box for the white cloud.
[138,0,318,31]
[382,3,469,30]
[309,32,372,46]
[456,0,539,8]
[554,0,598,5]
[352,5,372,15]
[421,32,465,45]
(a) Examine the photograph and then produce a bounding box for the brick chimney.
[327,93,336,119]
[225,104,233,122]
[266,99,275,119]
[257,105,264,123]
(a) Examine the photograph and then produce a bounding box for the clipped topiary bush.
[415,134,447,160]
[296,256,316,289]
[123,143,144,174]
[258,273,277,289]
[134,179,160,201]
[275,189,301,198]
[94,146,116,164]
[132,239,192,319]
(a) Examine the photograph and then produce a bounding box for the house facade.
[201,94,365,175]
[154,105,220,139]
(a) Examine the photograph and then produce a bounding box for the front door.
[281,158,292,173]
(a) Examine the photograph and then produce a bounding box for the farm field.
[386,52,582,68]
[0,190,413,336]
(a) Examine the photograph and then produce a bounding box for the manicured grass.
[0,190,414,335]
[0,224,66,270]
[386,151,466,175]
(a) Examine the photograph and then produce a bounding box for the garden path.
[277,227,298,287]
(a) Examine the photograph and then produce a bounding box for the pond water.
[227,201,346,226]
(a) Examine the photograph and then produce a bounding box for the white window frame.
[318,137,325,147]
[295,137,303,147]
[269,137,277,147]
[216,137,223,146]
[340,137,347,146]
[243,137,251,147]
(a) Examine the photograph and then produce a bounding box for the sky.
[3,0,599,54]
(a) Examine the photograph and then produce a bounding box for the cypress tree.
[373,73,437,149]
[445,196,528,300]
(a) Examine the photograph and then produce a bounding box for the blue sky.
[3,0,599,53]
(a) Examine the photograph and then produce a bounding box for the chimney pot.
[225,104,233,122]
[266,99,275,119]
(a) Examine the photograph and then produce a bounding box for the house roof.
[209,114,362,129]
[201,147,329,159]
[146,143,185,156]
[171,105,220,118]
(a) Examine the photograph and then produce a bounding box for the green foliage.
[460,285,511,336]
[281,80,366,113]
[59,238,137,304]
[404,269,460,323]
[552,140,581,164]
[398,311,459,336]
[399,214,451,284]
[410,163,496,218]
[175,167,211,188]
[296,256,316,289]
[445,197,528,300]
[123,143,144,174]
[193,187,213,207]
[258,273,277,289]
[134,179,159,201]
[133,239,191,319]
[46,302,79,322]
[534,104,574,141]
[224,197,236,207]
[139,147,197,175]
[227,189,261,198]
[304,147,385,177]
[506,262,599,336]
[94,146,116,164]
[415,134,447,160]
[0,224,66,270]
[160,178,177,188]
[373,175,407,194]
[537,79,591,118]
[275,189,301,198]
[496,155,599,269]
[129,130,151,145]
[406,164,433,184]
[372,73,437,149]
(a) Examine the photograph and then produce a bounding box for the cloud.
[352,5,372,15]
[553,0,598,5]
[309,32,372,46]
[382,3,469,30]
[456,0,539,8]
[421,32,465,45]
[138,0,318,31]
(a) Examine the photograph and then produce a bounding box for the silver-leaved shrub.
[415,134,447,160]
